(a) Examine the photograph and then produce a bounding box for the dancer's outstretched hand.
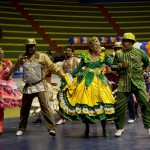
[63,73,73,86]
[117,62,129,69]
[60,73,73,91]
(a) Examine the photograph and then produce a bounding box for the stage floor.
[0,115,150,150]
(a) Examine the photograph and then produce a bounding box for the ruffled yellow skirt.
[59,76,116,122]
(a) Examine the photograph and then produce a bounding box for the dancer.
[4,38,70,136]
[112,32,150,137]
[111,42,139,124]
[0,48,22,134]
[56,46,80,125]
[143,68,150,102]
[32,50,55,124]
[59,37,115,137]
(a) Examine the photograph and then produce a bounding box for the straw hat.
[122,32,136,42]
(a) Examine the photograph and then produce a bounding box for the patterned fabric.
[113,47,149,92]
[7,52,66,94]
[62,55,80,73]
[116,89,150,129]
[23,61,43,84]
[0,60,22,108]
[59,53,116,123]
[112,47,150,129]
[24,82,45,94]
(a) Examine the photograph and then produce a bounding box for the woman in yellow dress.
[59,37,116,137]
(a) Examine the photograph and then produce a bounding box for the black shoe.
[49,130,56,136]
[32,118,42,124]
[85,122,90,138]
[85,131,90,138]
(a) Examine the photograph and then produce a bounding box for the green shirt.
[112,47,149,92]
[71,53,112,87]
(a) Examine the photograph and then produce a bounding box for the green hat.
[122,33,136,42]
[90,37,100,44]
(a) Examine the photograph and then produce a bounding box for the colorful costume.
[6,51,68,133]
[62,55,80,73]
[5,38,71,136]
[113,46,150,129]
[0,60,22,133]
[56,55,80,124]
[59,53,115,123]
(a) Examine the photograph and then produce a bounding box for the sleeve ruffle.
[80,53,90,63]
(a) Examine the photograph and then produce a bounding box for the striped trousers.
[115,83,150,129]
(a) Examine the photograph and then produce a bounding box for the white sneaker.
[148,129,150,136]
[16,130,23,136]
[115,129,124,137]
[56,119,65,125]
[128,119,136,124]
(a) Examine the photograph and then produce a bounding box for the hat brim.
[112,46,123,48]
[122,39,136,43]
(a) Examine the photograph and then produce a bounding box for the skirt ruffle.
[0,79,22,108]
[59,76,116,123]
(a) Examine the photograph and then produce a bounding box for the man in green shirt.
[112,32,150,137]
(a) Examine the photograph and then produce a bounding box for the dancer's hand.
[117,63,123,68]
[117,62,129,69]
[60,73,73,91]
[122,62,129,68]
[64,73,73,86]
